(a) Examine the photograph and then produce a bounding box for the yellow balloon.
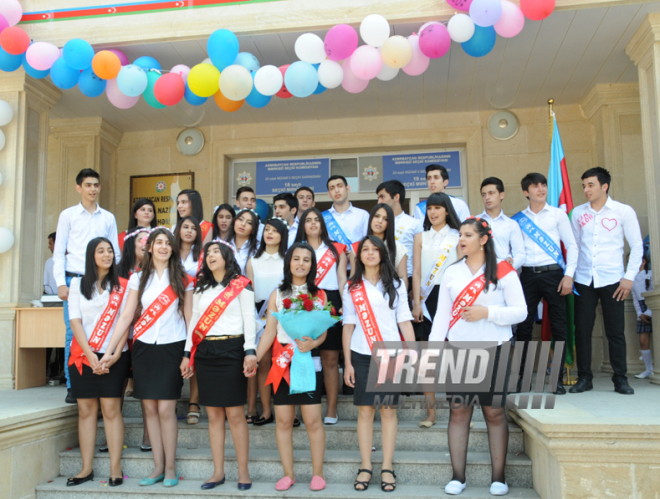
[187,63,221,98]
[381,36,412,69]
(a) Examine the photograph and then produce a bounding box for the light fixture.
[487,110,519,141]
[177,128,205,156]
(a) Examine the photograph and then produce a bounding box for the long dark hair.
[367,203,397,266]
[80,237,120,300]
[295,207,339,261]
[255,218,288,259]
[118,226,149,278]
[279,242,320,297]
[212,203,236,239]
[174,215,202,262]
[127,198,157,230]
[138,228,189,317]
[458,217,498,292]
[176,189,204,225]
[423,193,461,231]
[349,235,401,309]
[195,241,243,292]
[227,209,260,256]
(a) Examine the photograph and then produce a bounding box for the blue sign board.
[382,151,461,190]
[256,159,330,196]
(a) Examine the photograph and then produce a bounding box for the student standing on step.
[414,164,471,223]
[54,168,120,404]
[430,217,527,497]
[102,228,193,488]
[632,253,654,379]
[295,186,316,220]
[66,237,131,488]
[211,204,236,241]
[174,190,213,244]
[180,240,257,491]
[273,192,299,247]
[235,186,264,240]
[118,198,156,251]
[570,167,643,395]
[226,208,260,276]
[256,243,328,492]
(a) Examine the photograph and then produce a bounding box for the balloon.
[381,36,412,69]
[317,59,343,89]
[116,64,148,97]
[78,68,106,97]
[108,49,129,66]
[234,52,260,73]
[448,14,476,43]
[254,65,284,96]
[154,72,185,106]
[350,45,382,80]
[0,27,29,55]
[187,63,220,98]
[202,57,212,66]
[313,81,326,94]
[447,0,473,10]
[0,0,22,27]
[214,90,243,112]
[494,0,525,38]
[470,0,503,27]
[171,64,191,83]
[0,45,22,71]
[184,83,207,106]
[402,34,430,76]
[208,29,239,71]
[276,65,292,99]
[0,14,8,34]
[92,50,121,80]
[26,42,61,71]
[0,227,14,253]
[50,57,80,89]
[520,0,555,21]
[0,100,13,126]
[106,77,139,109]
[419,23,451,59]
[360,14,390,47]
[63,39,94,70]
[0,129,4,150]
[294,33,326,64]
[133,56,161,71]
[461,25,497,57]
[376,53,399,81]
[143,71,166,108]
[341,58,368,94]
[245,75,271,108]
[255,199,269,221]
[324,24,358,61]
[285,61,318,98]
[420,20,442,33]
[22,55,49,79]
[219,64,253,101]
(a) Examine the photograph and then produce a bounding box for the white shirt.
[414,196,471,223]
[44,257,57,295]
[343,279,413,356]
[184,284,257,352]
[288,218,299,248]
[571,197,644,287]
[314,242,340,290]
[250,252,284,303]
[632,270,653,318]
[393,240,407,268]
[53,203,120,287]
[395,212,423,276]
[518,203,577,277]
[429,260,527,343]
[478,210,526,269]
[67,277,129,353]
[327,203,370,245]
[232,239,260,275]
[181,247,200,279]
[129,269,193,345]
[421,226,460,320]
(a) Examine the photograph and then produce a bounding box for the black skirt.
[318,289,343,351]
[351,350,399,407]
[414,285,439,342]
[196,336,247,408]
[273,370,323,406]
[132,340,185,400]
[70,351,130,399]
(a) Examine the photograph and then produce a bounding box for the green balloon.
[144,70,166,109]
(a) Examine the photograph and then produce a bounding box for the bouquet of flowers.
[274,292,341,394]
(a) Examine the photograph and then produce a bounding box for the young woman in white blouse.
[226,208,260,274]
[67,237,131,487]
[102,228,193,488]
[412,192,462,428]
[211,204,236,240]
[245,217,288,425]
[180,240,257,491]
[429,217,527,497]
[343,236,415,493]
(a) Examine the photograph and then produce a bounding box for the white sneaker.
[490,481,509,496]
[323,416,338,425]
[444,480,466,495]
[635,370,654,379]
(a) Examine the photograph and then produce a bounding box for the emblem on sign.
[362,165,379,182]
[237,171,252,186]
[156,181,167,192]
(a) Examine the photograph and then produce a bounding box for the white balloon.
[294,33,326,64]
[202,57,212,65]
[0,0,22,27]
[0,171,3,186]
[376,61,399,81]
[448,14,475,43]
[219,65,253,101]
[0,227,14,254]
[0,101,13,126]
[254,65,283,96]
[360,14,390,47]
[317,59,344,89]
[0,130,5,152]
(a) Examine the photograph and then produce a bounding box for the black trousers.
[574,281,627,382]
[516,269,567,375]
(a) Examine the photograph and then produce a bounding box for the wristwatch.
[183,351,191,359]
[244,349,257,357]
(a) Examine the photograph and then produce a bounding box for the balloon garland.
[0,0,555,112]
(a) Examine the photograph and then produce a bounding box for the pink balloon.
[0,14,9,34]
[341,58,368,94]
[419,21,441,33]
[447,0,473,11]
[0,0,22,27]
[349,45,382,80]
[324,24,358,61]
[171,64,191,83]
[106,77,139,109]
[402,34,430,76]
[26,42,61,71]
[419,23,451,59]
[108,49,130,66]
[494,0,525,38]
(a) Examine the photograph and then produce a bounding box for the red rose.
[331,307,337,316]
[282,298,292,309]
[298,293,309,300]
[303,299,314,312]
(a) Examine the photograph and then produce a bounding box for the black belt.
[65,271,84,278]
[522,264,562,274]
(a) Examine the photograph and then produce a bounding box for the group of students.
[53,162,649,496]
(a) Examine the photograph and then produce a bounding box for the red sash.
[265,337,295,393]
[118,231,126,251]
[189,249,204,287]
[315,243,346,286]
[133,276,189,341]
[188,276,250,369]
[350,281,384,351]
[448,261,516,330]
[200,220,213,241]
[68,278,129,375]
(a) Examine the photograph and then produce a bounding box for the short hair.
[76,168,100,186]
[425,164,449,182]
[273,192,298,213]
[581,167,611,193]
[236,186,255,199]
[521,173,547,192]
[326,175,348,189]
[295,186,315,200]
[48,232,56,241]
[480,177,505,193]
[376,180,406,204]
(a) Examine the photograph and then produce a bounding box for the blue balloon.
[63,38,94,70]
[207,29,239,71]
[78,68,106,98]
[0,46,22,72]
[117,64,148,97]
[255,199,269,222]
[234,52,260,73]
[184,83,207,106]
[313,82,326,95]
[245,75,270,108]
[22,55,49,79]
[50,57,80,89]
[284,61,318,98]
[461,25,497,58]
[133,56,161,71]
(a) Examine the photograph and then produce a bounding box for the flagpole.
[548,98,554,147]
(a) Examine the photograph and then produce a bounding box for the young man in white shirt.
[478,177,526,269]
[53,168,119,403]
[514,173,578,395]
[235,186,263,240]
[570,167,643,395]
[325,175,369,251]
[295,186,315,220]
[414,164,471,223]
[43,232,58,295]
[273,192,299,247]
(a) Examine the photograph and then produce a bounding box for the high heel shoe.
[66,471,94,486]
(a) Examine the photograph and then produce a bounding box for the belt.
[204,334,243,341]
[522,264,562,274]
[65,271,84,278]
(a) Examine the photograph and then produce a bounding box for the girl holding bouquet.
[226,209,260,274]
[343,236,415,493]
[256,242,329,492]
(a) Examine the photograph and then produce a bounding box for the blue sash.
[417,200,427,216]
[322,210,352,247]
[511,212,566,270]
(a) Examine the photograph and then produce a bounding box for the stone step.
[97,418,525,454]
[59,447,533,488]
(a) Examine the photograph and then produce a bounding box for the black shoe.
[140,444,152,452]
[293,417,301,427]
[67,471,94,486]
[569,378,593,393]
[555,380,566,395]
[65,389,77,404]
[238,482,252,490]
[201,477,225,490]
[252,413,274,426]
[614,378,635,395]
[99,444,108,453]
[109,475,123,487]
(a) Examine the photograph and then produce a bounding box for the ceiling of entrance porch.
[49,1,660,133]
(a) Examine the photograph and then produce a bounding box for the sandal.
[246,413,258,424]
[353,468,372,491]
[381,469,396,492]
[187,403,201,425]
